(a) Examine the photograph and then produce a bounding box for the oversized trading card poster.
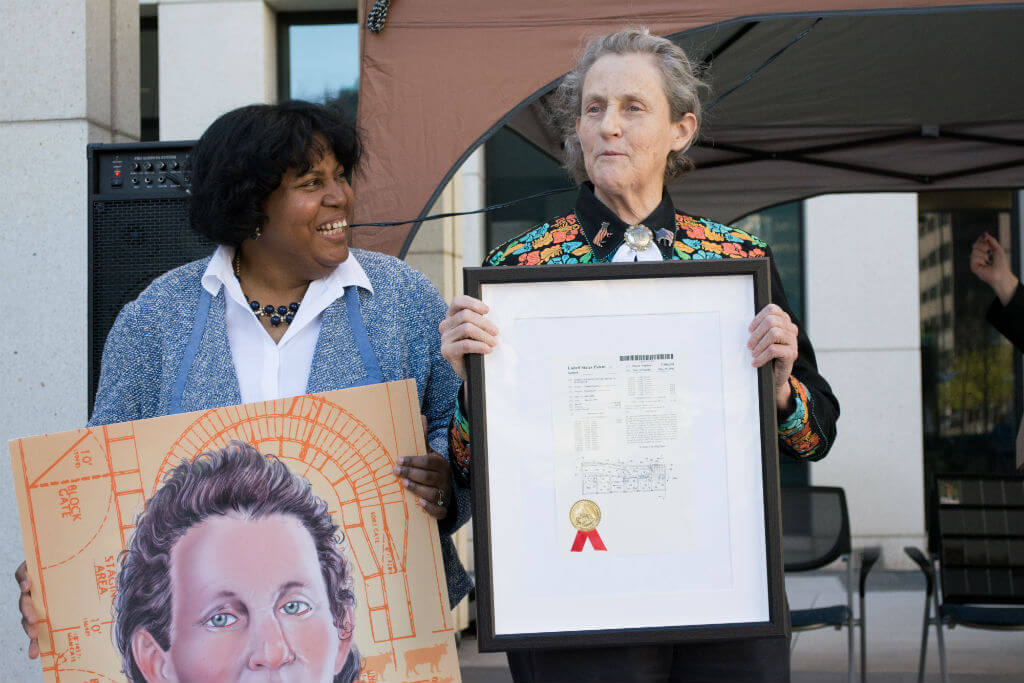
[10,380,460,683]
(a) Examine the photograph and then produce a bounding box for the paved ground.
[457,571,1024,682]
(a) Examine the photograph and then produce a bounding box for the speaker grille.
[89,141,216,413]
[89,189,214,413]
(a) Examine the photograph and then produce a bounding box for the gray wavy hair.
[551,27,707,182]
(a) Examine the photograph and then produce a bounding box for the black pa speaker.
[87,141,215,414]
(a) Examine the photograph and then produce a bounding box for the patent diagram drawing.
[10,380,459,683]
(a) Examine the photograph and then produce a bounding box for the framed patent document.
[464,259,787,651]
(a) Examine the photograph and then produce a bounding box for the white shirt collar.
[201,245,374,299]
[201,245,374,347]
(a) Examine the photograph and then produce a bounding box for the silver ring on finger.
[436,488,446,508]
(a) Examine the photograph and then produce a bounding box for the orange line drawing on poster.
[10,380,459,683]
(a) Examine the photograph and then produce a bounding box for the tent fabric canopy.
[352,0,1024,256]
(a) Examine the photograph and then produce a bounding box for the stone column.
[804,193,925,568]
[0,1,138,676]
[157,0,277,140]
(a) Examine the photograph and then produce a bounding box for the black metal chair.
[904,473,1024,683]
[782,485,881,683]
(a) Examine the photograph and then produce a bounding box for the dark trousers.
[506,636,790,683]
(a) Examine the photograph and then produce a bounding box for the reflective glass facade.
[918,191,1021,535]
[278,14,359,113]
[484,128,575,250]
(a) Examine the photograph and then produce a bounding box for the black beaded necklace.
[233,253,302,327]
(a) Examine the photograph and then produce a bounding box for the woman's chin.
[315,229,350,257]
[324,246,350,267]
[307,244,350,277]
[590,176,635,203]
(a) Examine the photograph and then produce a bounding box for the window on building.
[918,190,1021,536]
[140,15,158,141]
[734,202,805,325]
[277,12,359,115]
[484,127,575,252]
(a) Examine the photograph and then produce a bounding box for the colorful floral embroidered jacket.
[448,187,839,485]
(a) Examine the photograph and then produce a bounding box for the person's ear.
[131,629,177,683]
[671,112,698,152]
[333,606,356,676]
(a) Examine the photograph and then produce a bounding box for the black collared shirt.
[574,182,678,261]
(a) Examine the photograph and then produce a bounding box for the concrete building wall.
[157,0,276,140]
[804,193,926,569]
[0,1,139,677]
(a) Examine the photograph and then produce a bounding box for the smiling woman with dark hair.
[16,100,471,660]
[187,102,362,249]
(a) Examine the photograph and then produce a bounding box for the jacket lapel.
[306,294,368,394]
[184,291,242,408]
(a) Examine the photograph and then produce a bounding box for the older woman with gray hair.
[441,27,839,683]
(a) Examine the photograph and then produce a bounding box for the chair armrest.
[903,545,934,598]
[856,545,882,598]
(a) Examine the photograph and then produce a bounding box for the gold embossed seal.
[570,499,601,532]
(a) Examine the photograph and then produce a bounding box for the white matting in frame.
[480,273,769,637]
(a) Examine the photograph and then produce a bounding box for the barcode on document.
[619,353,674,361]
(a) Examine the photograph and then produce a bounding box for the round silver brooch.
[624,224,655,252]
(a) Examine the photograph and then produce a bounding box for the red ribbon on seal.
[570,529,607,552]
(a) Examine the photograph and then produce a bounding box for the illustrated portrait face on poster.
[114,441,360,683]
[10,382,461,683]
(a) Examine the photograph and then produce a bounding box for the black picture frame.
[464,258,787,651]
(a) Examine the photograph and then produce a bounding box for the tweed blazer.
[89,248,472,606]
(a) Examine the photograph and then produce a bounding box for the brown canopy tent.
[351,0,1024,257]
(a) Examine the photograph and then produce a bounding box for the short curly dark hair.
[189,100,362,247]
[113,441,361,683]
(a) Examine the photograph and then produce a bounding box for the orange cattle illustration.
[404,642,448,676]
[361,651,394,680]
